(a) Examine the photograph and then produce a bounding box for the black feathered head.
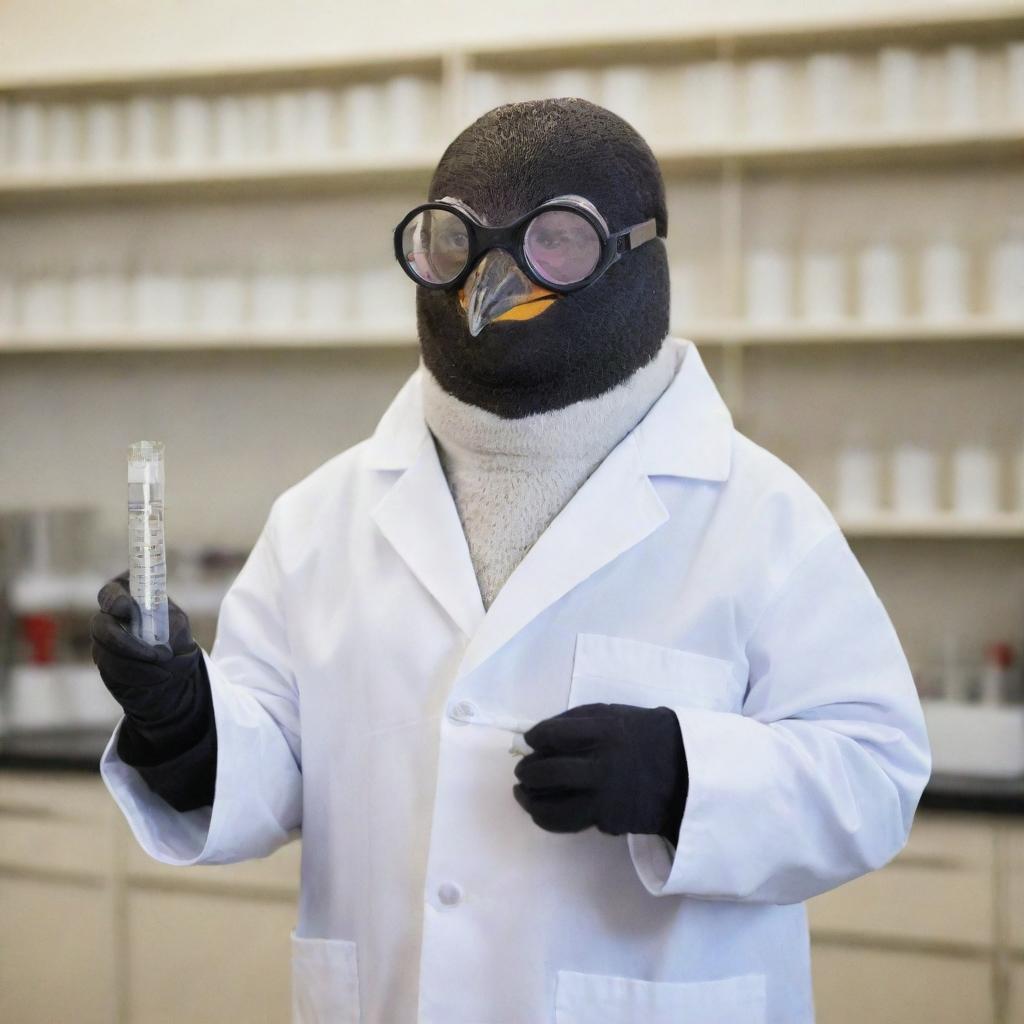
[411,98,670,418]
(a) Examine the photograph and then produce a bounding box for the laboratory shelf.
[0,126,1020,206]
[4,320,1023,355]
[839,514,1024,539]
[0,151,439,206]
[0,325,419,353]
[684,319,1024,346]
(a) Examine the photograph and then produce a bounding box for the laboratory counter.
[2,725,1023,815]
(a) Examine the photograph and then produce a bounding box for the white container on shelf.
[10,101,45,167]
[302,270,352,330]
[744,247,792,324]
[857,240,905,323]
[1009,42,1024,120]
[987,225,1024,320]
[68,270,128,333]
[46,104,80,166]
[170,94,212,166]
[890,442,939,517]
[944,45,979,128]
[17,274,67,333]
[83,101,121,165]
[920,236,968,321]
[836,444,882,518]
[250,270,299,329]
[242,93,272,160]
[806,53,852,135]
[799,248,845,321]
[271,89,306,159]
[601,66,652,135]
[7,667,71,730]
[680,60,735,143]
[195,272,247,331]
[344,82,380,155]
[300,88,334,159]
[923,699,1024,779]
[384,75,427,152]
[0,273,15,332]
[212,94,247,163]
[878,47,918,130]
[0,99,9,163]
[951,444,1000,518]
[131,270,190,331]
[126,95,161,164]
[743,58,789,139]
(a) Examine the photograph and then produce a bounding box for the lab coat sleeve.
[627,527,932,903]
[99,502,302,866]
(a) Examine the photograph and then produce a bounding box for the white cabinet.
[812,945,993,1024]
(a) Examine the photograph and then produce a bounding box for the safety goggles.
[393,194,660,294]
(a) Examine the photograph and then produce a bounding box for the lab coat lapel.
[368,375,485,639]
[457,432,668,679]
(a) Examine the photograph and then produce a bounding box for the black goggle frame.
[393,194,661,294]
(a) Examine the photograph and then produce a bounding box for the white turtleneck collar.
[421,337,684,608]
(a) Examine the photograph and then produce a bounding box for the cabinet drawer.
[808,813,995,948]
[127,888,294,1024]
[0,773,112,877]
[812,945,993,1024]
[1006,822,1024,954]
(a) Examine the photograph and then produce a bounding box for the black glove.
[91,572,217,811]
[512,703,688,846]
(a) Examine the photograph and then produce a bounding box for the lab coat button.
[451,700,477,722]
[437,882,462,907]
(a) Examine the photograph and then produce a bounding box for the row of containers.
[1,231,1021,336]
[1,41,1022,171]
[835,440,1024,521]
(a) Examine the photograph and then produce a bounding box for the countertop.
[3,727,1024,815]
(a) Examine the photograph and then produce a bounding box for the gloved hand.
[91,571,217,811]
[512,703,688,846]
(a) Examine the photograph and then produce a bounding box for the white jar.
[951,444,1000,519]
[944,45,979,127]
[131,270,190,331]
[920,237,968,321]
[83,101,122,165]
[743,59,789,138]
[195,272,247,332]
[806,53,852,135]
[669,260,698,326]
[987,226,1024,320]
[891,442,939,517]
[800,249,845,321]
[681,60,735,142]
[857,240,905,323]
[837,444,882,518]
[302,270,352,331]
[878,48,918,130]
[384,76,427,152]
[344,83,380,155]
[601,66,651,135]
[17,274,68,334]
[126,95,161,165]
[250,270,299,329]
[1009,42,1024,120]
[212,95,247,163]
[170,95,212,166]
[10,101,45,167]
[745,247,792,324]
[46,103,80,166]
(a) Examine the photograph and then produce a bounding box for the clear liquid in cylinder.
[127,442,170,647]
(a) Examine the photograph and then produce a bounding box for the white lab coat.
[101,337,931,1024]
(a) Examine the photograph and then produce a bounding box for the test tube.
[127,441,170,647]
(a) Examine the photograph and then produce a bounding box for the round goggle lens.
[523,209,602,286]
[401,208,471,285]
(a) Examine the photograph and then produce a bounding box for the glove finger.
[513,753,598,793]
[522,712,610,756]
[167,601,195,657]
[98,576,135,619]
[513,785,593,833]
[90,611,160,664]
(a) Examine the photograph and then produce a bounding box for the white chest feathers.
[420,338,682,608]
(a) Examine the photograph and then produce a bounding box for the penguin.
[414,98,681,608]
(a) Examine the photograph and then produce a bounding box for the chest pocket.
[568,633,742,714]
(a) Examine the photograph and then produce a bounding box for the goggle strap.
[624,218,658,252]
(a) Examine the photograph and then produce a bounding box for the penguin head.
[412,98,669,418]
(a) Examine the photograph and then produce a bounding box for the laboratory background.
[0,0,1022,1021]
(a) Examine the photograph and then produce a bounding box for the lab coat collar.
[367,337,734,656]
[365,337,733,483]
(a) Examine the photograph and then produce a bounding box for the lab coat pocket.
[569,633,741,714]
[554,969,766,1024]
[291,931,360,1024]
